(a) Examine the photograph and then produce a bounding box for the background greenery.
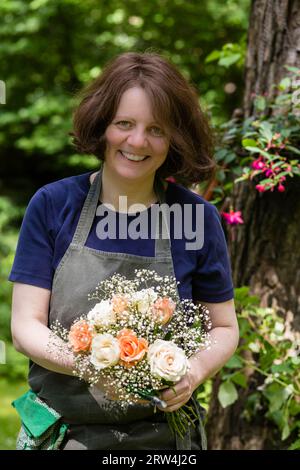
[7,0,298,450]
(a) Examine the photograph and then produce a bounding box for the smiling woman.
[100,86,170,209]
[9,51,238,450]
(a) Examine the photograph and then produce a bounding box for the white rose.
[90,333,120,370]
[132,288,158,314]
[148,339,189,382]
[87,300,116,328]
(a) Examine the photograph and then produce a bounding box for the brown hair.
[71,51,216,185]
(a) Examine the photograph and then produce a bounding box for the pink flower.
[165,176,176,183]
[256,184,266,192]
[221,210,244,225]
[252,158,267,170]
[279,176,286,182]
[265,169,274,177]
[278,183,285,192]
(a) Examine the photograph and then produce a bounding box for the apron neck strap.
[72,167,172,258]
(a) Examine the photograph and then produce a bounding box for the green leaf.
[286,145,300,155]
[205,50,221,63]
[215,148,229,161]
[281,422,291,440]
[291,357,300,365]
[279,77,291,91]
[244,146,269,157]
[219,53,241,68]
[231,372,247,388]
[254,96,266,111]
[289,439,300,450]
[218,381,238,408]
[284,66,300,73]
[224,152,237,164]
[257,177,274,185]
[270,364,291,378]
[263,384,292,412]
[242,138,257,148]
[216,169,226,182]
[259,122,273,141]
[225,355,243,369]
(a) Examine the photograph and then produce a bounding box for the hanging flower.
[165,176,176,183]
[252,157,267,170]
[221,209,244,225]
[256,184,266,192]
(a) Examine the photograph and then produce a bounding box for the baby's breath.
[48,269,212,434]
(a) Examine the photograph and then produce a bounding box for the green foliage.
[201,67,300,207]
[236,68,300,191]
[218,380,238,407]
[0,197,24,343]
[217,286,300,449]
[0,0,251,194]
[205,39,246,69]
[1,343,28,381]
[0,378,28,450]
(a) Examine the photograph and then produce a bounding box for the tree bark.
[207,0,300,450]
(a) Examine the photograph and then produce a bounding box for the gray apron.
[28,168,207,450]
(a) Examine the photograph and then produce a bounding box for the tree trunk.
[207,0,300,450]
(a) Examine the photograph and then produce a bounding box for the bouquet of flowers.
[50,269,212,439]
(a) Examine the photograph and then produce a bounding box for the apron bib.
[28,168,206,450]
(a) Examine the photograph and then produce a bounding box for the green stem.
[240,357,300,395]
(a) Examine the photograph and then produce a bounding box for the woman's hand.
[157,299,239,412]
[157,360,202,412]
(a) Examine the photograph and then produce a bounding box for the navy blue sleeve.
[192,204,234,303]
[8,187,55,290]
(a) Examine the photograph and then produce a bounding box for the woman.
[9,52,239,450]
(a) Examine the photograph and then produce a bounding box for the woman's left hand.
[157,360,201,412]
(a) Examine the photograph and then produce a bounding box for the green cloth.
[12,390,68,450]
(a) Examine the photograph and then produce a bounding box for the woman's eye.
[117,121,131,127]
[151,127,164,136]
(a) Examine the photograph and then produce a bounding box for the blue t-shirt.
[8,171,234,303]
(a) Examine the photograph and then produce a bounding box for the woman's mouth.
[119,150,150,162]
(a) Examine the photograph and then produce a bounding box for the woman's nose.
[126,128,148,148]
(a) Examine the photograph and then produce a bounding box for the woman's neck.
[94,165,158,213]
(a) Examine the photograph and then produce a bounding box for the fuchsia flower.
[252,157,267,170]
[165,176,176,183]
[265,169,274,177]
[256,184,266,192]
[221,210,244,225]
[278,183,285,192]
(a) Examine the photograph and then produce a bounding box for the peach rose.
[112,294,129,318]
[68,320,93,353]
[152,297,176,325]
[117,328,148,368]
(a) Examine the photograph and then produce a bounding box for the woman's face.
[104,86,170,185]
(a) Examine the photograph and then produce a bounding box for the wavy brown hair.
[71,52,216,184]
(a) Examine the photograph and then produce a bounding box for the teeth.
[120,150,147,162]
